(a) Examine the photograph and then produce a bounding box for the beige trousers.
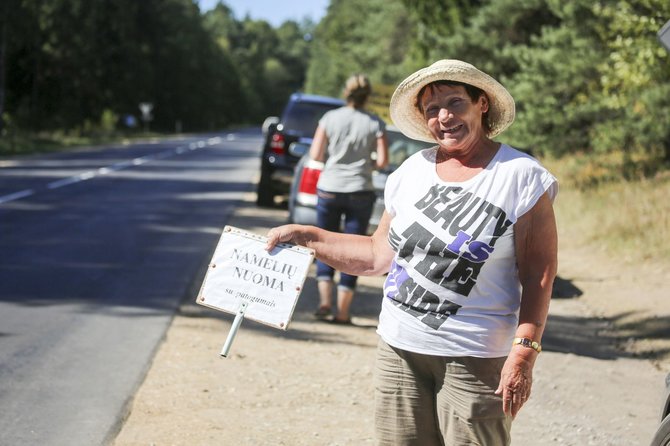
[374,339,512,446]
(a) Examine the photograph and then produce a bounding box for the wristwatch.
[512,337,542,353]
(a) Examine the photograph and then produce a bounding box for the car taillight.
[270,133,285,154]
[298,160,323,195]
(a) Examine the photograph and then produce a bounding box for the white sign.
[197,226,314,330]
[138,102,153,121]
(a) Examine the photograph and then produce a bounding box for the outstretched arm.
[266,211,396,277]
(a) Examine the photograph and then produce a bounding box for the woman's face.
[419,83,489,152]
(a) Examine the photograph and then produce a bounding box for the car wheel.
[256,165,275,207]
[652,415,670,446]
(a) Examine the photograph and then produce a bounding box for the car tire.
[652,415,670,446]
[256,165,275,207]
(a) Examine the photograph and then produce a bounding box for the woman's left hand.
[495,351,535,418]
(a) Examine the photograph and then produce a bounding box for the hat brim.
[389,59,516,142]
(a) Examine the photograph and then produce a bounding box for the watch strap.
[512,337,542,353]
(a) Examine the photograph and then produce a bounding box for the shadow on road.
[543,313,619,359]
[552,276,583,299]
[543,310,670,361]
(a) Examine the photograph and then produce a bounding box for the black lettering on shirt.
[390,273,461,330]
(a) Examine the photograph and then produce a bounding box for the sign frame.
[196,226,314,331]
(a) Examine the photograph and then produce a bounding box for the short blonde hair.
[343,74,371,108]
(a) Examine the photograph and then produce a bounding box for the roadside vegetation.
[543,155,670,263]
[0,0,313,140]
[1,0,668,263]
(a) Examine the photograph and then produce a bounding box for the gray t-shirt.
[316,106,386,193]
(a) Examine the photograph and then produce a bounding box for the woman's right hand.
[265,224,310,252]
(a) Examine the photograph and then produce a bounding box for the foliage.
[310,0,670,183]
[399,0,484,67]
[3,0,670,186]
[202,5,314,121]
[304,0,415,97]
[590,1,670,177]
[0,0,313,136]
[501,0,605,157]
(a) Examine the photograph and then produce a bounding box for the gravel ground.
[112,197,670,446]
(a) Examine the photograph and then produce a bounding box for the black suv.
[256,93,345,206]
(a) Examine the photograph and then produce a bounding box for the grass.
[0,130,161,157]
[542,155,670,263]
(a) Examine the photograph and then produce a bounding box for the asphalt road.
[0,129,263,446]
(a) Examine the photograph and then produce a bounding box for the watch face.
[514,337,541,352]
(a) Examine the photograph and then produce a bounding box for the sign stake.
[220,300,249,358]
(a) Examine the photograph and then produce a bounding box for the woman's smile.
[441,123,464,137]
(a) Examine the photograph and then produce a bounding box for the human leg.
[315,279,334,318]
[315,190,343,316]
[374,339,443,446]
[436,357,511,446]
[333,287,353,323]
[335,191,376,321]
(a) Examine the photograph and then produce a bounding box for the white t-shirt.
[378,144,558,357]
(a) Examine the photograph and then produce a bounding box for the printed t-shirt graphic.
[385,183,513,330]
[378,144,558,358]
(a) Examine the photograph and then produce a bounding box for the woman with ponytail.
[308,74,389,324]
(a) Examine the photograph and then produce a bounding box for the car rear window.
[387,131,433,169]
[282,102,341,136]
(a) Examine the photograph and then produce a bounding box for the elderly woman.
[266,60,558,446]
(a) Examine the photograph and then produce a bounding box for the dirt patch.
[112,198,669,446]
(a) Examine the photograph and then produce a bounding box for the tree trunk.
[0,5,7,134]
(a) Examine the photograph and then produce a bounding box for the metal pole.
[220,300,249,358]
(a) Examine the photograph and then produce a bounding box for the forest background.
[1,0,669,261]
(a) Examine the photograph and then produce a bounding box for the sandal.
[313,306,332,319]
[330,318,353,326]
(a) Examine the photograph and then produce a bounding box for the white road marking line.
[0,189,35,204]
[0,139,212,205]
[109,160,135,170]
[47,171,95,189]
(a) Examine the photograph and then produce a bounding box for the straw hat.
[389,59,516,142]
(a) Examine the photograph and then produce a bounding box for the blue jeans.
[315,189,376,290]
